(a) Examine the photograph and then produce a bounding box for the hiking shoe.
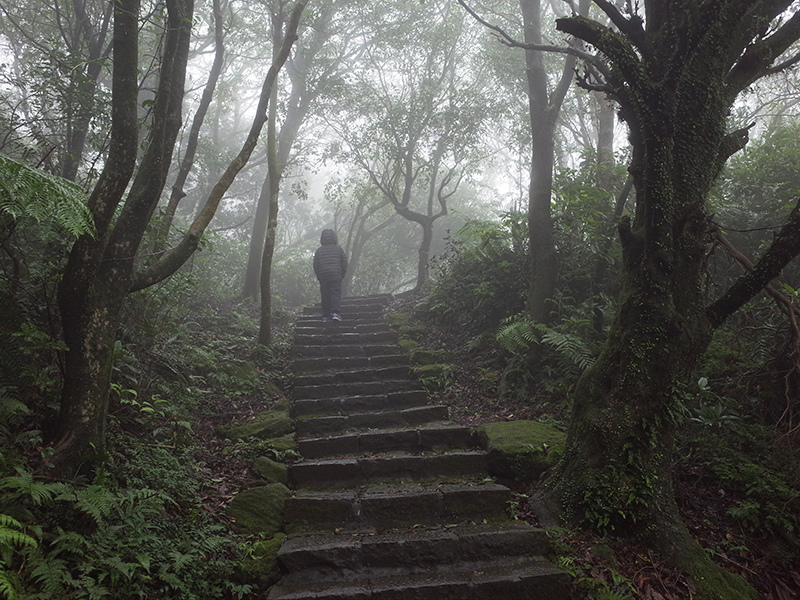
[332,313,342,321]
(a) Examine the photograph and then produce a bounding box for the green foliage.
[0,154,94,238]
[685,422,800,538]
[495,304,607,397]
[0,462,245,600]
[550,528,636,600]
[427,216,528,336]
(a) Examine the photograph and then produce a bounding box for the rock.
[216,410,293,440]
[385,313,410,328]
[476,420,566,483]
[237,533,286,587]
[398,339,419,352]
[253,456,288,484]
[226,484,291,535]
[266,434,297,455]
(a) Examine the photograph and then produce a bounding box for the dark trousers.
[319,279,342,318]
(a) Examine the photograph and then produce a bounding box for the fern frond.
[0,570,19,600]
[496,315,546,355]
[0,154,94,237]
[0,514,37,551]
[541,330,596,371]
[0,473,56,506]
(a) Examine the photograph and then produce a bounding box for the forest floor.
[188,297,799,600]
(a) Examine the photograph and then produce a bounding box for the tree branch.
[591,0,645,47]
[556,15,640,90]
[457,0,610,77]
[727,9,800,95]
[707,196,800,328]
[129,0,309,292]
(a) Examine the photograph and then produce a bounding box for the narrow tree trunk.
[156,0,224,252]
[416,220,434,291]
[258,85,280,346]
[520,0,582,323]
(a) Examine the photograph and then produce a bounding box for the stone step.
[289,451,488,489]
[291,389,429,419]
[294,331,398,346]
[292,344,402,358]
[276,523,549,574]
[302,302,389,315]
[295,405,449,437]
[293,354,410,375]
[296,423,476,458]
[268,555,569,600]
[283,482,512,533]
[294,322,393,335]
[292,379,423,400]
[294,366,411,388]
[299,309,386,322]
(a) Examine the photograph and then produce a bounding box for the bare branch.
[457,0,610,77]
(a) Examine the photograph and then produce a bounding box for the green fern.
[0,154,94,237]
[541,328,596,371]
[0,514,37,552]
[496,315,545,355]
[0,571,19,600]
[0,514,38,600]
[0,472,56,507]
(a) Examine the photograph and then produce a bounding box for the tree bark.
[520,0,584,323]
[129,0,308,293]
[548,2,800,596]
[155,0,225,252]
[242,3,335,300]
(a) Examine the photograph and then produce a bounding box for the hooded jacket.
[313,229,348,282]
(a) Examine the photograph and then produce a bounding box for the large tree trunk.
[549,3,800,596]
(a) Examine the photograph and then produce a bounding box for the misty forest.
[2,1,800,599]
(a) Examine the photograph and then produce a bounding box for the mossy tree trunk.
[56,0,192,475]
[549,2,800,597]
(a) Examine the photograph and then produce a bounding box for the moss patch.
[216,410,293,441]
[386,312,410,328]
[398,339,419,353]
[476,420,566,483]
[411,349,450,365]
[252,456,288,484]
[238,533,285,587]
[226,483,291,535]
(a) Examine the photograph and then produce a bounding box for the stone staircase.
[268,295,570,600]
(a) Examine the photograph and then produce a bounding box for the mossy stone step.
[299,309,386,321]
[296,423,476,458]
[294,322,393,335]
[276,523,549,573]
[292,344,402,358]
[283,482,511,533]
[267,555,570,600]
[294,405,449,437]
[302,302,388,313]
[292,379,424,400]
[288,451,488,488]
[291,389,430,419]
[294,331,398,346]
[292,354,410,375]
[294,366,411,387]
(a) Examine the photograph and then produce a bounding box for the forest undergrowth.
[3,284,800,599]
[388,293,800,600]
